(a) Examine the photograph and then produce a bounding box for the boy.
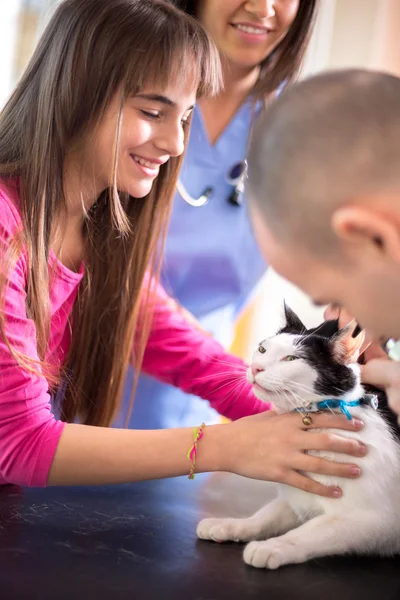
[247,69,400,420]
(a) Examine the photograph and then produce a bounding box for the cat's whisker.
[189,371,248,382]
[281,389,299,412]
[329,385,349,396]
[201,355,248,370]
[221,379,250,406]
[206,377,248,396]
[261,376,299,406]
[290,383,318,396]
[255,375,302,404]
[300,321,325,342]
[282,379,318,396]
[286,388,309,408]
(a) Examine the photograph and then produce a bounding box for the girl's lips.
[131,154,159,177]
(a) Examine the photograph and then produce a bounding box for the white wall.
[327,0,379,70]
[0,1,22,109]
[302,0,338,77]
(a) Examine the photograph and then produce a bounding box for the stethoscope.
[176,160,247,208]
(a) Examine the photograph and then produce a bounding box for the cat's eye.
[282,355,298,362]
[258,345,266,354]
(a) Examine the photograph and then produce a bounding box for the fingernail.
[350,466,361,477]
[358,442,367,455]
[353,419,364,430]
[332,487,342,498]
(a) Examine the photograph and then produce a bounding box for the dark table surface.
[0,472,399,600]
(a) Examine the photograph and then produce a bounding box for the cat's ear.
[283,302,305,333]
[331,320,366,364]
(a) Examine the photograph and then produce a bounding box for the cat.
[197,304,400,569]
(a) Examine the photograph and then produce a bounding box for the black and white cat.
[197,305,400,569]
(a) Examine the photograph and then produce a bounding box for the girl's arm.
[47,410,364,495]
[139,279,271,419]
[0,201,65,487]
[47,421,228,485]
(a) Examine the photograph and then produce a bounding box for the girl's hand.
[221,410,366,498]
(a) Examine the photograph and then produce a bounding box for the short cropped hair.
[247,69,400,253]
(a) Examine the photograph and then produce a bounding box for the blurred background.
[1,0,399,361]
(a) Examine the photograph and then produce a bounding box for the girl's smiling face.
[82,79,197,200]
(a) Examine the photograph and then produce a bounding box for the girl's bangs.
[125,30,221,99]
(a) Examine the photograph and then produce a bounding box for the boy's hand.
[362,359,400,423]
[323,304,387,360]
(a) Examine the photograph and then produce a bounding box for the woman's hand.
[219,410,366,498]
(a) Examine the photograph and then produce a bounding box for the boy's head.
[247,69,400,342]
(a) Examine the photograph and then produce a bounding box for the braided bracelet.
[187,422,206,480]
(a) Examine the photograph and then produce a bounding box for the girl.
[0,0,363,493]
[129,0,320,429]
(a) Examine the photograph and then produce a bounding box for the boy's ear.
[331,320,365,364]
[331,204,400,263]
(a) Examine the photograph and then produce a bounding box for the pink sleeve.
[141,280,271,420]
[0,194,65,487]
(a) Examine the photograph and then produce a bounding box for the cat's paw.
[243,539,305,570]
[197,517,254,543]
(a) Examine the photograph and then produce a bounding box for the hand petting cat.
[227,410,365,497]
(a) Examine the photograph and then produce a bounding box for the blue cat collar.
[296,394,379,421]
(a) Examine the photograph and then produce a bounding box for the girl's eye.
[141,110,160,119]
[141,110,189,128]
[258,345,266,354]
[282,355,298,362]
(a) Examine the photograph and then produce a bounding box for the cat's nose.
[251,364,264,377]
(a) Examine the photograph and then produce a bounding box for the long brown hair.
[0,0,221,426]
[173,0,319,98]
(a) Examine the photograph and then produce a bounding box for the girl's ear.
[283,302,305,333]
[331,320,366,364]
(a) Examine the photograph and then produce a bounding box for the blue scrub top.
[115,101,267,429]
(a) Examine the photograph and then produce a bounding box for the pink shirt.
[0,181,269,487]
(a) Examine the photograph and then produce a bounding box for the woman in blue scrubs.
[118,0,318,429]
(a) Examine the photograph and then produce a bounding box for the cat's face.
[246,305,365,414]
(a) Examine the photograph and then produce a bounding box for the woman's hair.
[173,0,319,98]
[0,0,221,426]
